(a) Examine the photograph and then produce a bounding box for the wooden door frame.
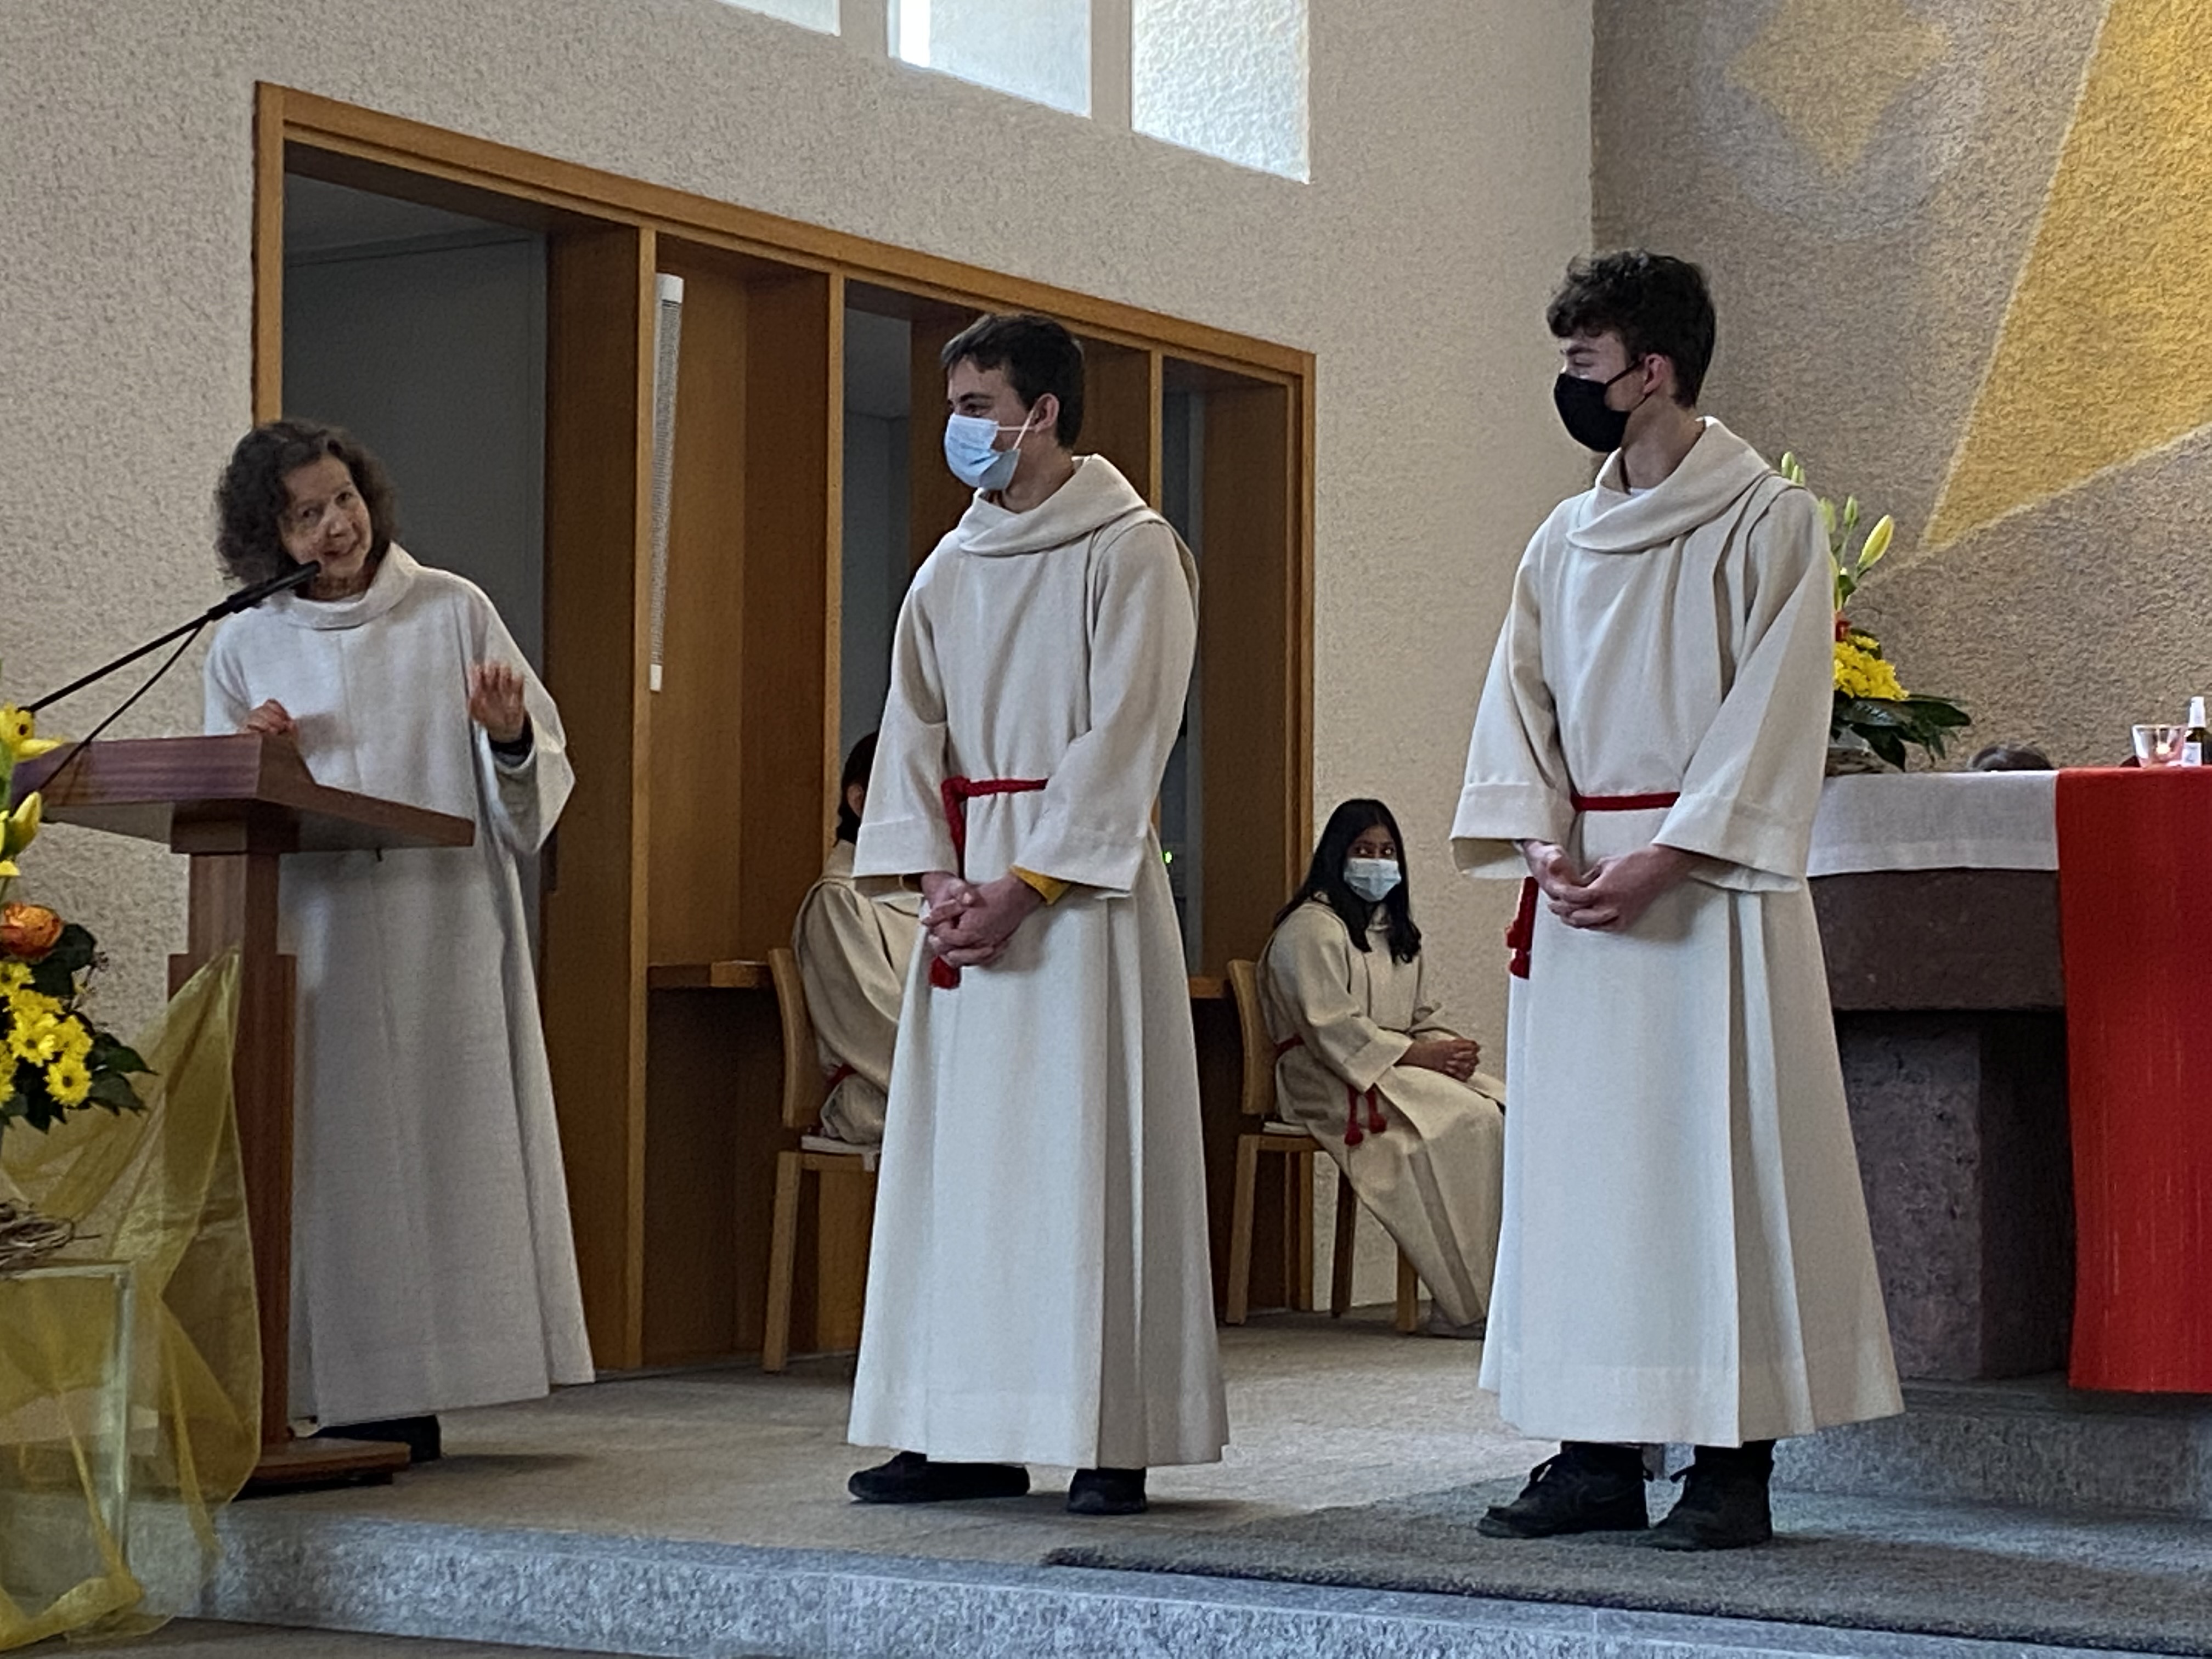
[251,82,1314,1364]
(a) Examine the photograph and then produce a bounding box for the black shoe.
[1643,1441,1774,1550]
[1067,1466,1147,1516]
[1477,1441,1648,1539]
[847,1451,1029,1504]
[317,1415,442,1463]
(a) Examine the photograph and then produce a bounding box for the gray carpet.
[1046,1481,2212,1656]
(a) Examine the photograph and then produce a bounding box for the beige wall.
[1593,0,2211,770]
[2,0,1593,1056]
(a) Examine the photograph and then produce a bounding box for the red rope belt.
[1506,791,1681,980]
[928,774,1049,989]
[824,1063,856,1091]
[1273,1034,1388,1147]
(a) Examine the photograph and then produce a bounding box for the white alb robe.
[849,455,1228,1470]
[204,545,592,1425]
[1259,899,1505,1328]
[1452,420,1900,1447]
[792,840,921,1144]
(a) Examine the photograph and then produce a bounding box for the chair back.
[1226,958,1279,1121]
[768,947,829,1132]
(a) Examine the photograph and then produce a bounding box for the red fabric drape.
[2057,767,2212,1390]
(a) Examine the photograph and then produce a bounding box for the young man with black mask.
[1451,252,1900,1551]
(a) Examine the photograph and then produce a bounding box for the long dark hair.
[1274,798,1420,963]
[835,732,879,844]
[213,420,397,586]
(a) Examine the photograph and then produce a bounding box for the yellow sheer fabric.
[0,952,259,1649]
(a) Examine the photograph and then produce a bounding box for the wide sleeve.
[1451,516,1575,881]
[466,591,572,856]
[1652,486,1834,891]
[793,882,906,1093]
[1262,907,1412,1093]
[1406,951,1464,1041]
[851,557,957,886]
[1012,518,1197,894]
[201,624,253,735]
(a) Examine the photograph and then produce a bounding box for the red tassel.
[1364,1086,1385,1136]
[1505,877,1537,980]
[1342,1086,1364,1148]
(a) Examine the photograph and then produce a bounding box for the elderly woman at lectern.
[201,420,591,1459]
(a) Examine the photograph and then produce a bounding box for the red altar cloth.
[2057,766,2212,1391]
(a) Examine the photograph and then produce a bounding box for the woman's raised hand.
[466,662,528,743]
[242,699,296,738]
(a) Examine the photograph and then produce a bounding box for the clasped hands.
[1404,1035,1481,1081]
[241,662,528,744]
[919,871,1044,972]
[1520,839,1695,932]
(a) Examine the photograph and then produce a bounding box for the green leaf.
[1865,727,1909,769]
[86,1071,143,1113]
[26,955,74,999]
[87,1036,150,1076]
[44,923,95,977]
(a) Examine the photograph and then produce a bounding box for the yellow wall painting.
[1926,0,2212,549]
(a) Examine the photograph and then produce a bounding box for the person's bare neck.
[304,555,379,601]
[992,448,1079,516]
[1617,402,1705,491]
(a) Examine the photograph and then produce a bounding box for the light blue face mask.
[1342,856,1402,904]
[943,408,1037,490]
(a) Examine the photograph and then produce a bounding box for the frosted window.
[1133,0,1308,180]
[718,0,837,32]
[889,0,1091,117]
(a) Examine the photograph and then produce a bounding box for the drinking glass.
[2134,724,2190,766]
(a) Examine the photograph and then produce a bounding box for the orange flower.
[0,902,63,962]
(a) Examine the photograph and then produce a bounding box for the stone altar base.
[1837,1010,2073,1380]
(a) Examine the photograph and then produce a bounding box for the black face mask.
[1552,362,1646,454]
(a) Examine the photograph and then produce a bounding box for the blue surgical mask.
[1343,857,1402,904]
[943,408,1037,490]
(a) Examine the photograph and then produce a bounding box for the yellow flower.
[54,1015,92,1065]
[3,792,41,859]
[1,706,63,765]
[1835,638,1908,702]
[0,961,29,993]
[9,1011,63,1065]
[45,1052,92,1107]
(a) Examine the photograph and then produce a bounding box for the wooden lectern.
[12,735,473,1485]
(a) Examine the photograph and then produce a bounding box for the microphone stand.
[29,563,319,713]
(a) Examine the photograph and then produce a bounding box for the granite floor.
[87,1626,618,1657]
[228,1307,1547,1569]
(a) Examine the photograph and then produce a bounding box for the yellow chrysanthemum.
[1834,638,1908,702]
[45,1052,92,1107]
[9,1013,62,1065]
[54,1014,93,1065]
[0,961,29,993]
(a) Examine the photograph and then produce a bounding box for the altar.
[1808,771,2067,1382]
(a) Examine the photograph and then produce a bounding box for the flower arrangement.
[1778,454,1972,771]
[1,680,150,1138]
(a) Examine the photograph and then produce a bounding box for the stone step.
[1778,1374,2212,1517]
[193,1504,2168,1659]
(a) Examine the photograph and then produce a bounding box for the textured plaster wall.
[1,0,1593,1056]
[1593,0,2210,770]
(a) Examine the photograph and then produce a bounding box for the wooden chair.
[1225,959,1419,1333]
[761,946,879,1373]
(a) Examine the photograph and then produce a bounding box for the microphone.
[209,561,320,618]
[29,562,321,713]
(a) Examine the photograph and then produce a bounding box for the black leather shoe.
[1067,1466,1147,1515]
[1643,1441,1774,1550]
[847,1451,1029,1504]
[1477,1441,1648,1538]
[318,1415,441,1463]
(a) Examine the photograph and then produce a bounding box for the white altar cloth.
[1807,772,2057,877]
